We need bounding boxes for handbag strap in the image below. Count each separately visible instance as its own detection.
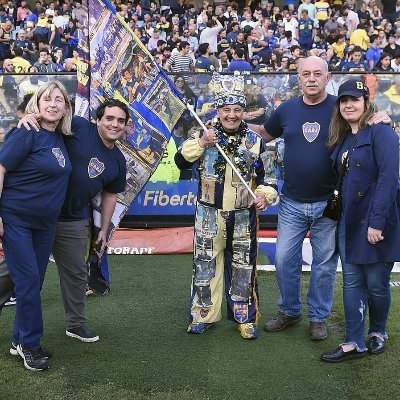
[334,133,359,193]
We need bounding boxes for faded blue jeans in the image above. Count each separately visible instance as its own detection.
[338,218,393,351]
[275,195,338,321]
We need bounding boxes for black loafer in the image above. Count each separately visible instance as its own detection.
[368,336,385,355]
[321,346,367,363]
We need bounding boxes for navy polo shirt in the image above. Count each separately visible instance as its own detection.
[264,95,337,202]
[59,116,127,221]
[0,127,72,229]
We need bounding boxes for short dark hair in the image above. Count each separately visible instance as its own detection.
[14,47,23,57]
[235,47,245,58]
[198,42,210,55]
[178,41,189,50]
[352,46,363,54]
[96,99,129,124]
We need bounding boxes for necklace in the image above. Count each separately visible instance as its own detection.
[213,118,249,180]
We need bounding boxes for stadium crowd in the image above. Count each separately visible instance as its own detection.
[0,0,400,131]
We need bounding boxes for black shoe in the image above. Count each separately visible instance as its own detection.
[321,346,367,363]
[66,326,99,343]
[17,345,49,371]
[10,342,52,358]
[367,336,385,355]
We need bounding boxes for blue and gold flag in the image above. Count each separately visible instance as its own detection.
[77,0,186,293]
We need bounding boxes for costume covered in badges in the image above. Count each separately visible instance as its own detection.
[175,73,278,333]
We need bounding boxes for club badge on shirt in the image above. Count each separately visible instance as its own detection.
[88,157,105,178]
[302,122,320,143]
[52,148,66,167]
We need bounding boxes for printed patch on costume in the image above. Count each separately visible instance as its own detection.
[302,122,320,143]
[52,148,66,167]
[233,302,249,323]
[200,178,216,205]
[88,157,105,178]
[195,204,218,236]
[230,261,253,301]
[200,308,210,318]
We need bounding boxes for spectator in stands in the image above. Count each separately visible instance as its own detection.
[147,28,162,52]
[383,34,400,58]
[174,75,196,109]
[0,58,16,113]
[226,47,251,71]
[315,0,330,32]
[34,48,60,73]
[218,51,229,71]
[165,40,194,79]
[342,46,369,72]
[200,16,223,55]
[0,19,14,66]
[366,34,382,70]
[13,29,34,62]
[342,5,360,35]
[12,47,31,73]
[296,9,315,51]
[231,30,248,60]
[374,52,394,71]
[391,51,400,72]
[324,13,342,35]
[279,30,299,55]
[298,0,316,22]
[195,42,215,86]
[350,24,370,51]
[250,29,270,63]
[182,27,199,54]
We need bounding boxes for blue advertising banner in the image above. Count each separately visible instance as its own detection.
[126,180,280,217]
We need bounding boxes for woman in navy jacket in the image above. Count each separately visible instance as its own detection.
[321,79,400,363]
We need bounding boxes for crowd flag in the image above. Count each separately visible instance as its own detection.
[77,0,186,293]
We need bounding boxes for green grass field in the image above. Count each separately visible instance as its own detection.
[0,255,399,400]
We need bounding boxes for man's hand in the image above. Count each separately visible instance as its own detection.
[250,194,267,211]
[368,111,392,126]
[17,113,41,132]
[367,227,384,245]
[0,216,3,237]
[199,128,218,148]
[95,230,107,253]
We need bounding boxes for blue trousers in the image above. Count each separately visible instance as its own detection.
[2,223,56,349]
[338,218,393,351]
[275,195,338,321]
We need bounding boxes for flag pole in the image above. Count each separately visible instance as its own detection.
[186,103,256,200]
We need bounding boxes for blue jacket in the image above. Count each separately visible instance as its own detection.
[331,123,400,264]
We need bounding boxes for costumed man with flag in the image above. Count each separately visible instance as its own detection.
[175,73,278,339]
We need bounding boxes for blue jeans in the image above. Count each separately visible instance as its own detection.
[338,218,393,351]
[275,195,338,321]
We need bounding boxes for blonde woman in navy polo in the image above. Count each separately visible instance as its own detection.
[0,81,72,371]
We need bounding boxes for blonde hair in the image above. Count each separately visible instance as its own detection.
[327,96,378,149]
[25,80,73,136]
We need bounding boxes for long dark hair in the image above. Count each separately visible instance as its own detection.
[327,96,377,149]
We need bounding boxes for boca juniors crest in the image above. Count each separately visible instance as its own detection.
[52,148,66,167]
[233,302,249,323]
[88,157,105,178]
[302,122,320,143]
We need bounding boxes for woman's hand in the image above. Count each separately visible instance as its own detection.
[367,227,384,245]
[17,113,41,132]
[199,128,217,148]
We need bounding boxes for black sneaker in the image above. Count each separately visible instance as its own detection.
[66,326,99,343]
[17,345,49,371]
[10,342,52,358]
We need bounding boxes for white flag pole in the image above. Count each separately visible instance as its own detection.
[186,103,256,200]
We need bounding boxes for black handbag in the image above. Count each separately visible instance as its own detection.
[323,134,359,221]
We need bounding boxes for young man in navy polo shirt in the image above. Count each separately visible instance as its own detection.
[18,99,128,343]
